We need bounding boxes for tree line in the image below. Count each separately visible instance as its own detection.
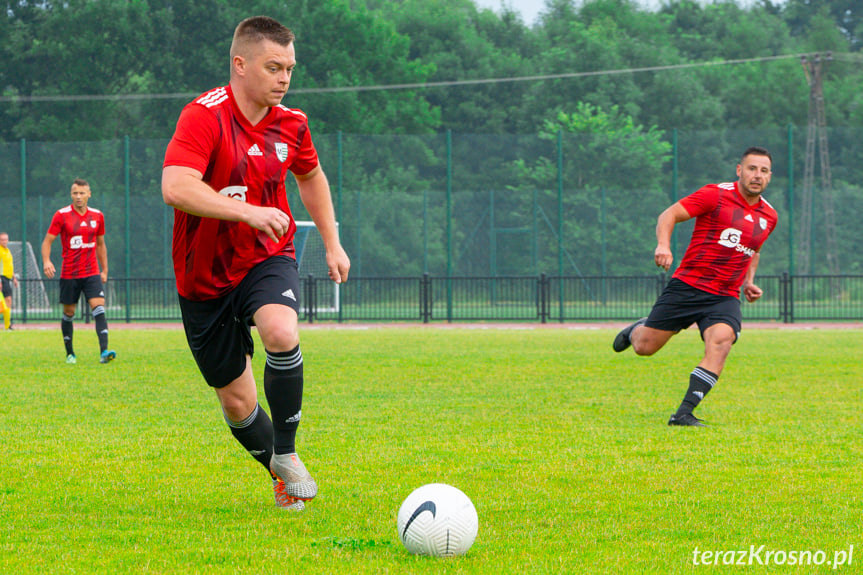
[1,0,860,141]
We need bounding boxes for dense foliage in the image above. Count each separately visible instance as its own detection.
[2,0,861,277]
[1,0,860,140]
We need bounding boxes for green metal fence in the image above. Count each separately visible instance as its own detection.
[13,274,863,325]
[3,128,862,319]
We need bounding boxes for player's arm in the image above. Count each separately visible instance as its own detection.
[41,232,58,279]
[162,165,292,243]
[654,202,692,271]
[96,234,109,283]
[741,250,763,303]
[294,165,350,283]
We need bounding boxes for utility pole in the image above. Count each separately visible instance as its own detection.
[798,52,838,275]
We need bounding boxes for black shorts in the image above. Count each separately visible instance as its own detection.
[645,278,742,342]
[1,276,11,298]
[59,275,105,305]
[179,255,301,389]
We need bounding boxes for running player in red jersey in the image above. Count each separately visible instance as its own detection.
[41,178,116,364]
[613,147,778,427]
[162,16,349,511]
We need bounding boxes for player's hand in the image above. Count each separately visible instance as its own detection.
[742,282,762,303]
[44,261,56,279]
[654,245,673,271]
[101,270,108,284]
[326,244,351,284]
[245,206,293,243]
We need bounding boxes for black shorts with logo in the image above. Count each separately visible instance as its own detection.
[178,255,301,389]
[645,278,742,342]
[59,275,105,305]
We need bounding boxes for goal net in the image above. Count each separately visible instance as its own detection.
[6,241,51,313]
[294,221,340,313]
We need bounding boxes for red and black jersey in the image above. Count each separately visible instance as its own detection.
[47,206,105,279]
[673,182,778,297]
[163,85,319,301]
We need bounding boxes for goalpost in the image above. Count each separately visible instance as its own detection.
[6,241,51,313]
[294,221,340,313]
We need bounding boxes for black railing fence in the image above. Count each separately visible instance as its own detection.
[12,274,863,325]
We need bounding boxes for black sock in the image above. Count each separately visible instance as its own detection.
[263,346,304,455]
[62,314,75,355]
[92,305,109,352]
[675,367,718,416]
[225,403,274,473]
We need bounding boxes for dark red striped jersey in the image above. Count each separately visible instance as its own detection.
[163,85,319,301]
[673,182,778,297]
[47,206,105,279]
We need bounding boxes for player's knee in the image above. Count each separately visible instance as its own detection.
[708,338,734,358]
[632,341,658,356]
[705,329,736,355]
[260,324,299,352]
[631,330,664,356]
[221,396,257,423]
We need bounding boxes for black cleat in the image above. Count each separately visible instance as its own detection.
[612,318,646,352]
[668,413,707,427]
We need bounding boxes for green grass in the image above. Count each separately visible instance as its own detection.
[1,327,861,573]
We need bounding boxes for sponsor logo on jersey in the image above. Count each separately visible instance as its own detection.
[69,235,96,250]
[248,143,263,156]
[219,185,248,202]
[275,142,289,162]
[718,227,755,257]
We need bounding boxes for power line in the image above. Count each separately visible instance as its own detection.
[0,52,820,104]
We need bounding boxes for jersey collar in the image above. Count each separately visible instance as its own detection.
[226,84,276,132]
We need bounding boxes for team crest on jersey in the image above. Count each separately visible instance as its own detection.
[275,143,289,162]
[759,217,768,230]
[90,220,97,228]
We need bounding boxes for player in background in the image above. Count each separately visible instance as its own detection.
[613,147,778,427]
[41,179,116,364]
[161,16,350,511]
[0,232,18,330]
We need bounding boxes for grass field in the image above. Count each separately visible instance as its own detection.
[2,326,861,573]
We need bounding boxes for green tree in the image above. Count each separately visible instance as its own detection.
[513,103,672,275]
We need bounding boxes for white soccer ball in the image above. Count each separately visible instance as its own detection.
[397,483,478,557]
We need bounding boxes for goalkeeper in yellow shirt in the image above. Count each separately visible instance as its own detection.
[0,232,18,330]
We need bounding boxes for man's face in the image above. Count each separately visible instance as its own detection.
[239,40,296,108]
[70,184,92,209]
[0,234,8,248]
[737,154,772,198]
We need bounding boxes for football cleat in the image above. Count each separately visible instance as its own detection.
[270,452,318,501]
[612,317,647,352]
[273,479,306,511]
[668,412,707,427]
[100,350,116,364]
[66,354,77,364]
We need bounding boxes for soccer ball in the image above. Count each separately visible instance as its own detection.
[397,483,478,557]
